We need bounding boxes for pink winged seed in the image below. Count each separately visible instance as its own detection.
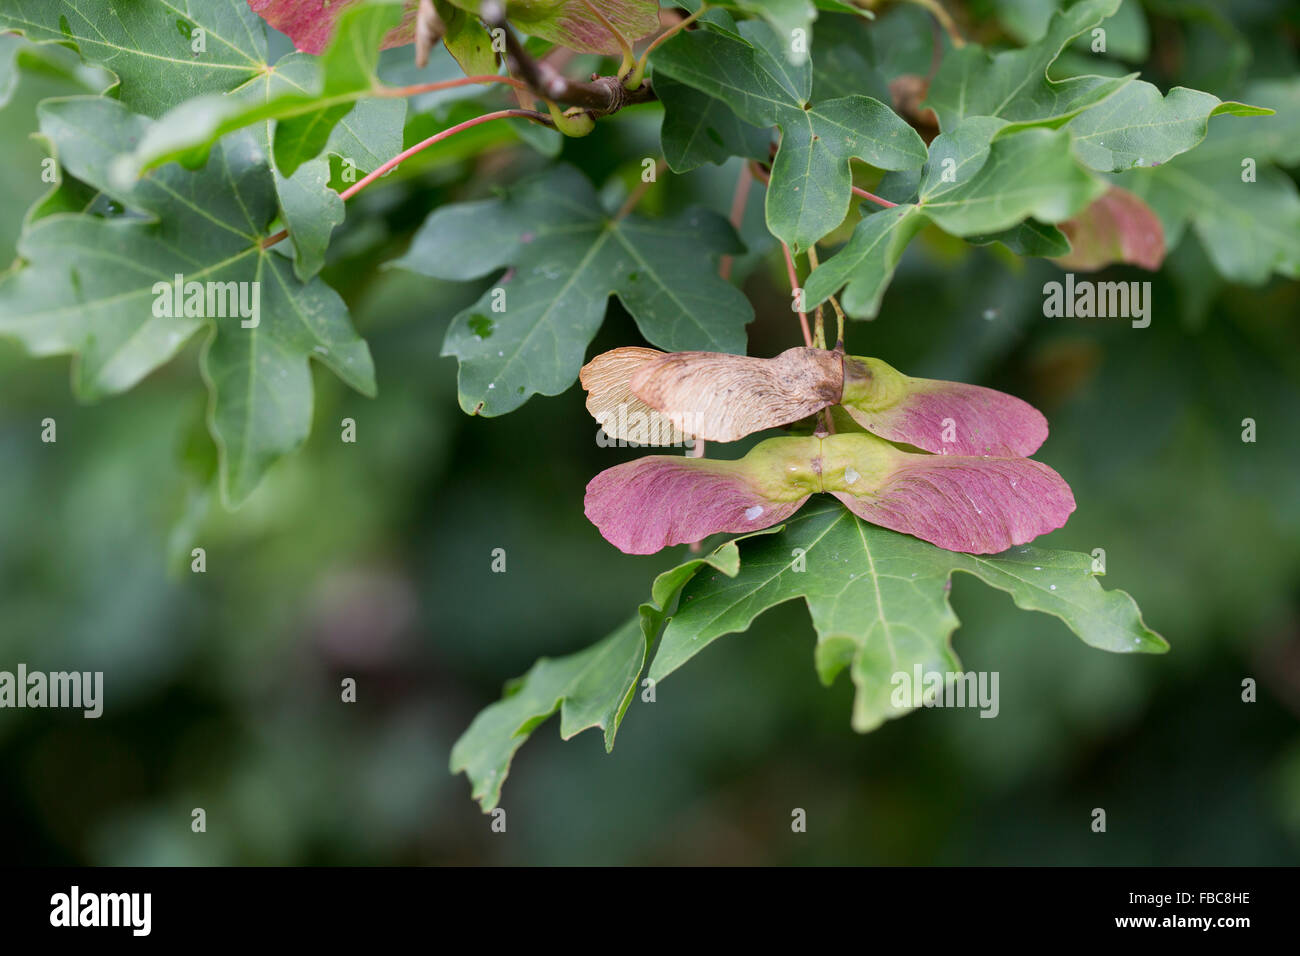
[590,346,1049,456]
[538,1,661,55]
[844,377,1050,458]
[248,0,660,57]
[585,434,1075,556]
[834,455,1075,554]
[248,0,418,55]
[1054,186,1166,271]
[584,456,805,555]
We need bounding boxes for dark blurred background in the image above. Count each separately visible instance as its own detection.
[1,0,1297,864]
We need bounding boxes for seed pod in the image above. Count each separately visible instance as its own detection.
[579,347,689,446]
[581,346,1048,455]
[839,356,1048,457]
[611,347,843,442]
[585,432,1074,555]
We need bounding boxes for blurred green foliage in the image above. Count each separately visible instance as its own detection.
[1,0,1297,864]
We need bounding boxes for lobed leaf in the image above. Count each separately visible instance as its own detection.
[924,0,1133,133]
[657,73,772,174]
[392,164,753,416]
[651,500,1166,733]
[1123,79,1300,285]
[0,0,268,117]
[1066,82,1272,173]
[131,2,408,179]
[807,125,1106,318]
[0,97,375,505]
[651,18,926,252]
[450,533,777,811]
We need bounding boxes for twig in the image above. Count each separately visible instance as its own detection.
[807,246,826,349]
[579,0,637,77]
[624,3,707,90]
[484,5,656,114]
[614,159,668,220]
[925,11,943,84]
[754,159,895,210]
[781,242,813,348]
[851,184,898,209]
[687,429,706,552]
[261,108,551,249]
[719,162,752,280]
[827,294,848,350]
[379,74,531,98]
[340,109,549,199]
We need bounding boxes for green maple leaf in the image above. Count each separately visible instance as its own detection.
[1126,146,1300,286]
[650,500,1166,733]
[734,0,817,63]
[130,2,406,179]
[806,125,1106,318]
[918,124,1106,234]
[269,2,401,177]
[1097,78,1300,283]
[132,49,404,280]
[452,501,1164,809]
[968,220,1072,258]
[923,0,1267,177]
[1120,78,1300,285]
[732,0,870,57]
[0,97,375,505]
[1066,82,1271,173]
[434,0,498,77]
[656,8,887,175]
[651,17,926,252]
[5,0,405,282]
[450,616,647,813]
[803,204,926,319]
[0,0,269,117]
[393,164,754,417]
[657,73,772,173]
[802,0,1274,307]
[236,52,404,281]
[925,0,1133,133]
[809,11,890,104]
[450,535,769,812]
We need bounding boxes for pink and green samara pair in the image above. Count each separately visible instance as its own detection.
[580,347,1075,556]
